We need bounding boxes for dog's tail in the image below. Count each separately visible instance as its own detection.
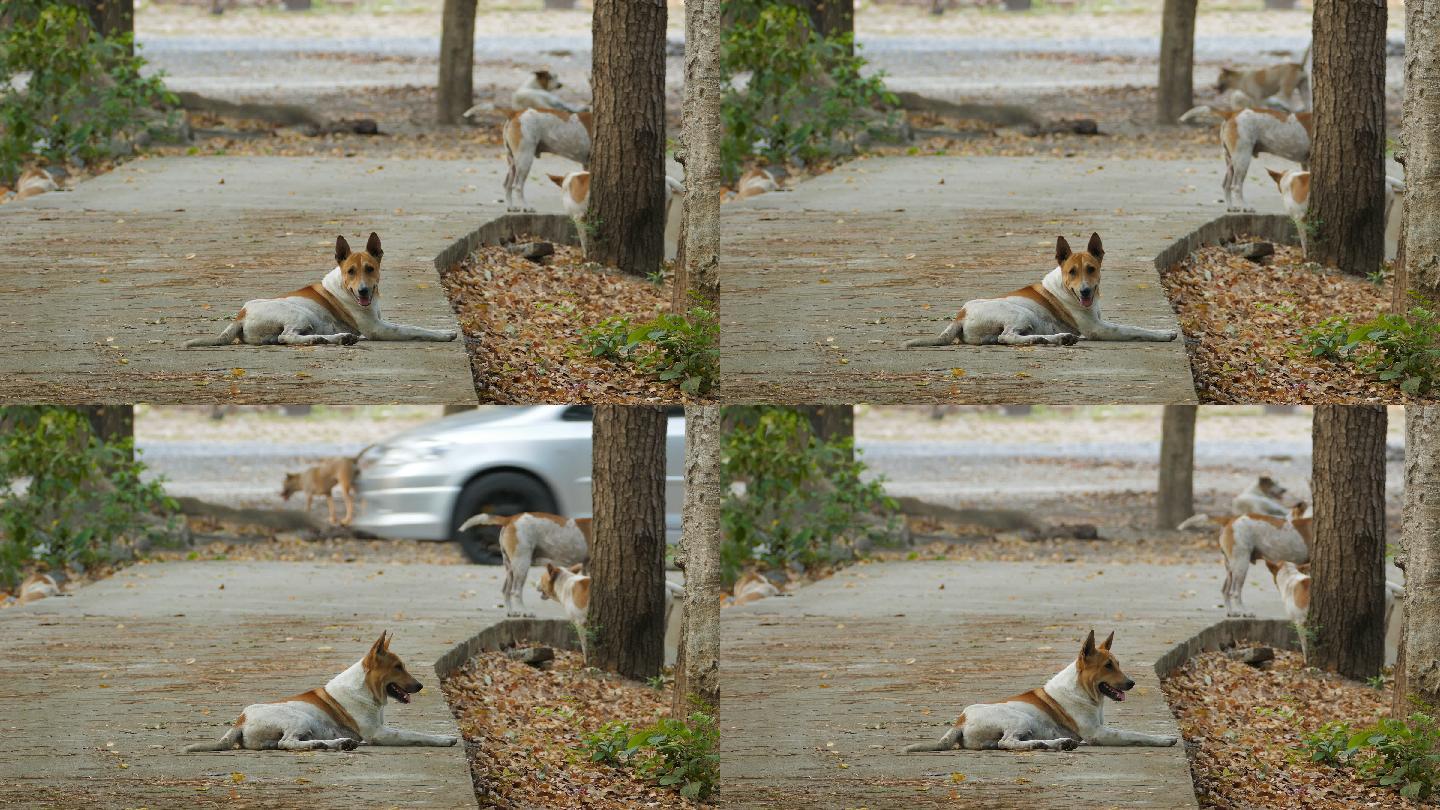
[184,318,243,348]
[1177,513,1232,531]
[904,309,965,348]
[1178,105,1234,126]
[904,719,964,753]
[184,724,242,752]
[458,513,516,533]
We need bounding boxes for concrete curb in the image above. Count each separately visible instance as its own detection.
[1154,617,1300,678]
[1151,213,1298,274]
[434,617,581,680]
[431,213,580,276]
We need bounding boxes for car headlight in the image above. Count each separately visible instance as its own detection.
[365,439,451,468]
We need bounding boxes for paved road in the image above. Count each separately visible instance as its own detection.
[0,154,569,404]
[721,559,1288,808]
[0,561,501,807]
[718,155,1295,403]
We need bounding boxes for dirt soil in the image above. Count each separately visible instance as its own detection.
[1159,242,1438,404]
[442,242,700,403]
[442,648,703,809]
[1163,648,1422,810]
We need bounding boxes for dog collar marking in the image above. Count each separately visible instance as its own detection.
[315,687,362,737]
[1034,285,1082,333]
[1032,687,1080,736]
[309,283,362,333]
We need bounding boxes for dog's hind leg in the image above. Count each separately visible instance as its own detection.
[903,724,964,752]
[183,725,243,752]
[507,545,536,617]
[184,319,244,348]
[325,491,337,525]
[508,139,538,212]
[904,312,965,348]
[1224,534,1256,617]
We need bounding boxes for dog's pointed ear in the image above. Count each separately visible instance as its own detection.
[366,631,388,662]
[1297,563,1311,574]
[1087,232,1104,260]
[546,562,560,576]
[366,232,383,260]
[1267,168,1285,187]
[1081,629,1097,658]
[1055,236,1072,265]
[335,235,352,263]
[1265,559,1281,576]
[1100,631,1114,651]
[548,173,567,188]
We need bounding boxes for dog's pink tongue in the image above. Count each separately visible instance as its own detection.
[1114,690,1126,701]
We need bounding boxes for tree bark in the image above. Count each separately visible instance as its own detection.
[1400,0,1440,308]
[1155,0,1197,123]
[1156,405,1196,530]
[76,0,132,42]
[673,405,721,716]
[589,405,669,680]
[76,406,134,462]
[1309,0,1387,276]
[1309,405,1387,679]
[1398,406,1440,714]
[672,0,723,314]
[436,0,476,125]
[590,0,668,277]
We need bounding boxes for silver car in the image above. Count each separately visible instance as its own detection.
[353,405,686,562]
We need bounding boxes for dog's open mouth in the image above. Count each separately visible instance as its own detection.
[387,683,412,704]
[1077,290,1095,308]
[1098,682,1126,702]
[355,292,373,308]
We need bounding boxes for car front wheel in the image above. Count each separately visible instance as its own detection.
[450,471,559,564]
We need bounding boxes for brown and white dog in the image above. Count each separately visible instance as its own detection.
[1265,559,1404,659]
[904,630,1177,753]
[723,167,780,202]
[8,572,61,605]
[1216,57,1310,112]
[183,632,457,752]
[2,167,60,203]
[513,69,581,114]
[1267,168,1405,259]
[497,109,592,212]
[547,170,685,258]
[184,233,457,347]
[282,457,358,526]
[1178,475,1293,531]
[903,233,1178,347]
[536,562,685,656]
[1180,105,1312,212]
[1220,502,1312,617]
[457,512,591,616]
[723,570,782,607]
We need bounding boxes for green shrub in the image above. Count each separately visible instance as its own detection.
[582,304,718,395]
[720,0,897,182]
[0,407,177,590]
[580,711,719,800]
[0,1,175,184]
[1301,714,1440,800]
[1302,305,1440,395]
[721,407,898,584]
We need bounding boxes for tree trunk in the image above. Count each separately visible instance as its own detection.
[673,405,721,716]
[589,0,668,277]
[436,0,476,125]
[1309,405,1387,679]
[790,0,854,47]
[589,405,668,680]
[1155,0,1197,123]
[77,406,134,462]
[1156,404,1196,530]
[1397,406,1440,714]
[795,405,855,462]
[1400,0,1440,308]
[1309,0,1387,276]
[77,0,132,42]
[672,0,723,314]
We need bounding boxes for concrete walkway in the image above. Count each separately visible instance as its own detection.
[719,155,1288,403]
[0,561,507,807]
[0,154,538,404]
[721,559,1294,808]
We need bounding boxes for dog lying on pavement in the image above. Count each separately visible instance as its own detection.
[183,632,457,752]
[903,233,1177,347]
[903,630,1177,753]
[281,457,358,526]
[184,233,457,347]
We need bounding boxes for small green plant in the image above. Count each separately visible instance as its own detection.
[582,304,718,395]
[1303,304,1440,395]
[721,407,899,584]
[720,0,897,181]
[1302,714,1440,800]
[0,1,176,184]
[580,712,719,800]
[0,407,178,590]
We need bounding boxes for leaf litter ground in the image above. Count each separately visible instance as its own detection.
[442,649,702,809]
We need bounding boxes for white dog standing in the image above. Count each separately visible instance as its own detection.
[184,233,456,347]
[459,512,590,616]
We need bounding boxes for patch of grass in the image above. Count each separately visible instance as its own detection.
[581,712,719,801]
[1303,304,1440,395]
[582,304,718,395]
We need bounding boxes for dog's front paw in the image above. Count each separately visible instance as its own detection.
[339,738,360,751]
[340,333,360,345]
[1059,738,1080,751]
[1059,333,1080,346]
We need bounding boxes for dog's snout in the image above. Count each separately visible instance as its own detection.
[409,682,423,693]
[1124,679,1136,690]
